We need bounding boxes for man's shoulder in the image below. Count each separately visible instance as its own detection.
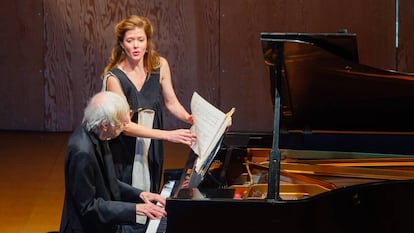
[68,126,95,149]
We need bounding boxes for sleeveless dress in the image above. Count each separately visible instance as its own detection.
[102,67,165,194]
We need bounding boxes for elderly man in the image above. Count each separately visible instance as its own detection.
[59,91,166,233]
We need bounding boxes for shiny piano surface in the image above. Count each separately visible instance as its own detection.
[157,32,414,233]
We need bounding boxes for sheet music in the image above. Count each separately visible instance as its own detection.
[145,181,175,233]
[189,92,235,174]
[190,92,226,158]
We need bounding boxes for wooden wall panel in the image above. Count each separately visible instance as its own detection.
[140,1,220,129]
[219,0,396,132]
[398,0,414,73]
[44,0,127,131]
[0,0,44,130]
[43,0,219,131]
[1,0,410,132]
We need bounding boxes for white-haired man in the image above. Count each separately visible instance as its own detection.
[60,91,166,233]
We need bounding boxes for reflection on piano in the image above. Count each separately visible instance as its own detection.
[149,32,414,233]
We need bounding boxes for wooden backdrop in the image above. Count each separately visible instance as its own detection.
[0,0,413,132]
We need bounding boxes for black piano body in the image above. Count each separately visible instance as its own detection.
[162,32,414,233]
[166,180,414,233]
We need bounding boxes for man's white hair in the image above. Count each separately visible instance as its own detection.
[83,91,129,133]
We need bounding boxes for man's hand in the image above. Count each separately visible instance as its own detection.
[135,202,166,219]
[136,192,167,219]
[139,191,166,206]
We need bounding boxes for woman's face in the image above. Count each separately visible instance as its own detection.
[121,27,147,62]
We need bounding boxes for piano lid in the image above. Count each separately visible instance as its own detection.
[261,32,414,134]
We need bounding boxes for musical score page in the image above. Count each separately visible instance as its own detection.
[189,92,235,173]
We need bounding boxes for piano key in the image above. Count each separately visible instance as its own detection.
[145,180,175,233]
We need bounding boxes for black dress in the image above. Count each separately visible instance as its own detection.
[105,67,165,194]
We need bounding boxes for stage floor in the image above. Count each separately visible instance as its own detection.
[0,131,190,233]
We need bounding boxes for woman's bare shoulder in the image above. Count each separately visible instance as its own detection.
[159,56,169,66]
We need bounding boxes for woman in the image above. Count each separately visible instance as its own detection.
[101,15,194,196]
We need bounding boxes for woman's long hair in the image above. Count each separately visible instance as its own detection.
[102,15,160,78]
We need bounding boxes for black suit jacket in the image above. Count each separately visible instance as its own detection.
[59,125,143,233]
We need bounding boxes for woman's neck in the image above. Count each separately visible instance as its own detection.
[119,58,145,73]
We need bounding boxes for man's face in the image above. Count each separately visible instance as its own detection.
[101,112,130,140]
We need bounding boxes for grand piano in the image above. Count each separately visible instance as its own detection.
[147,32,414,233]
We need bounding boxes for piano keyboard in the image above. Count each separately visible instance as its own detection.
[145,180,176,233]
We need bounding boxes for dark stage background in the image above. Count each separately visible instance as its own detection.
[1,1,414,232]
[1,0,413,133]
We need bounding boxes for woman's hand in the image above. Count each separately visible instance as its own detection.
[164,129,196,146]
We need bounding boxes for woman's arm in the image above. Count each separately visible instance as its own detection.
[159,57,193,125]
[123,122,195,145]
[105,74,196,145]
